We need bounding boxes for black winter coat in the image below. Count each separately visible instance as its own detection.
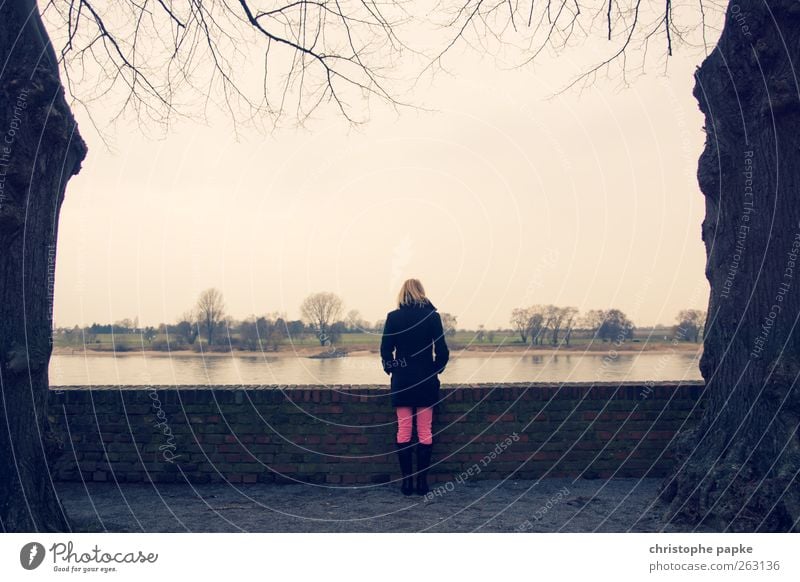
[379,301,449,407]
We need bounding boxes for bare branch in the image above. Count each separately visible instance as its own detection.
[45,0,411,135]
[427,0,723,96]
[41,0,725,135]
[664,0,672,56]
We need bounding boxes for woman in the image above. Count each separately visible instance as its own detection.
[380,278,449,495]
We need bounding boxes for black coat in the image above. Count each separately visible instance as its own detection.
[379,301,449,407]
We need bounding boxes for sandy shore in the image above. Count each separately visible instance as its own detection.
[57,478,709,533]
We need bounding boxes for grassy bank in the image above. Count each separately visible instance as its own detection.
[53,329,702,357]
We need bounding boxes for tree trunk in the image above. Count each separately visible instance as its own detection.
[658,0,800,532]
[0,0,87,531]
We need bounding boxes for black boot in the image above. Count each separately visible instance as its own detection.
[415,443,433,495]
[395,442,414,495]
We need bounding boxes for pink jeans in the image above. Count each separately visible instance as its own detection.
[396,406,434,445]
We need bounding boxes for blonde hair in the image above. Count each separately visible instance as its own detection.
[397,278,429,307]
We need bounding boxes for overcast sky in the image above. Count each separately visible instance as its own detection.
[53,16,718,331]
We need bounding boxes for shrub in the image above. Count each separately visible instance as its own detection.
[151,337,186,351]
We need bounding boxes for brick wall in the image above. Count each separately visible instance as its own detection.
[48,382,705,485]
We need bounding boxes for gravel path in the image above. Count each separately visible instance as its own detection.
[57,478,711,533]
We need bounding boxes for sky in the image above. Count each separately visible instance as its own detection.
[52,10,719,331]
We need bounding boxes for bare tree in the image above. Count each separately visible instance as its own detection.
[527,305,548,345]
[598,309,635,342]
[112,318,134,332]
[675,309,707,343]
[582,309,607,338]
[44,0,410,132]
[428,1,725,95]
[300,292,344,345]
[0,0,88,533]
[439,312,458,337]
[583,308,635,342]
[240,314,287,351]
[545,305,564,345]
[561,307,579,346]
[175,309,199,345]
[657,4,800,530]
[195,288,226,346]
[346,309,364,331]
[433,6,800,532]
[0,0,412,532]
[510,307,532,343]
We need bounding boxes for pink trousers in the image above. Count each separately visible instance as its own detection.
[396,406,434,445]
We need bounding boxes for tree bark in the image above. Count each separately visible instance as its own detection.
[0,0,87,531]
[658,0,800,532]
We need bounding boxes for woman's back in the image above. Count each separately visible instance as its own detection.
[382,302,446,363]
[380,298,449,407]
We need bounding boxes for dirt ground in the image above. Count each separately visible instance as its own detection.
[57,477,714,533]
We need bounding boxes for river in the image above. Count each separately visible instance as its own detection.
[49,350,702,386]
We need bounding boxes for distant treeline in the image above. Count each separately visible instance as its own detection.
[54,289,707,352]
[509,305,706,346]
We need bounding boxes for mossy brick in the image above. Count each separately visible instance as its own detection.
[232,424,267,435]
[270,453,295,463]
[247,443,281,455]
[226,462,258,472]
[295,463,325,473]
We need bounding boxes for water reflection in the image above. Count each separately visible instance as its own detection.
[50,351,702,386]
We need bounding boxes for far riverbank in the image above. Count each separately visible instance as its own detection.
[53,341,702,359]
